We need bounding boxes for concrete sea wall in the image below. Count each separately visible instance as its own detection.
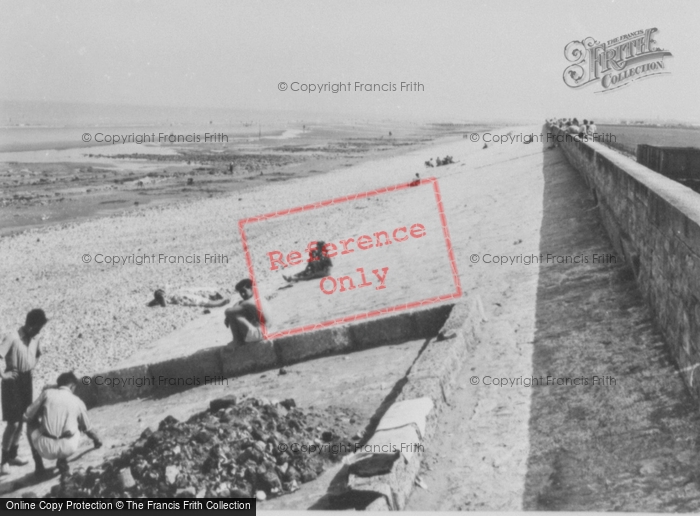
[76,303,455,408]
[549,125,700,398]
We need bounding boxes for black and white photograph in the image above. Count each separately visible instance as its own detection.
[1,0,700,512]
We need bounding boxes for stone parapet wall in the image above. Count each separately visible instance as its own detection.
[549,124,700,398]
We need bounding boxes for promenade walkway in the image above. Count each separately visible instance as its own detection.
[407,129,700,511]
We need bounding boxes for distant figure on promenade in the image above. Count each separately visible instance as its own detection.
[0,309,48,475]
[425,158,434,168]
[409,173,420,187]
[565,121,580,136]
[580,119,589,138]
[24,372,102,478]
[283,241,333,283]
[147,288,230,308]
[224,279,272,345]
[548,125,559,149]
[587,120,597,137]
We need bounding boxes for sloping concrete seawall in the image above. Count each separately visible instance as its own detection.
[550,124,700,398]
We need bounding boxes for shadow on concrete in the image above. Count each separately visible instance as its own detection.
[308,335,434,510]
[522,127,700,511]
[0,468,58,496]
[0,446,97,496]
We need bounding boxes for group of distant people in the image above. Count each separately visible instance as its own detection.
[424,155,455,168]
[1,309,101,480]
[546,117,598,149]
[550,117,598,137]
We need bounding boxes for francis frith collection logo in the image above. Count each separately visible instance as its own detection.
[563,28,672,93]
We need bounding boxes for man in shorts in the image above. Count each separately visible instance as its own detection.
[224,279,272,345]
[0,308,48,475]
[24,372,102,478]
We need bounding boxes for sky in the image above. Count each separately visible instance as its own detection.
[1,0,699,123]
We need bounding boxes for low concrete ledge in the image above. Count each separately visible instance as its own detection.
[351,312,418,349]
[73,378,98,410]
[412,302,456,338]
[90,364,152,408]
[273,303,455,365]
[221,339,279,378]
[274,325,353,365]
[78,302,457,408]
[150,347,224,395]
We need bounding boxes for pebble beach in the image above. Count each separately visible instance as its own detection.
[0,123,475,390]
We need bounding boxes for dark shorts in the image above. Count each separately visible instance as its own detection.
[1,372,33,422]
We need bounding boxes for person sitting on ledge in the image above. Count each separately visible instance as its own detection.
[23,371,102,479]
[224,279,272,345]
[283,241,333,283]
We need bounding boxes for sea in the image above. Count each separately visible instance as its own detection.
[0,100,332,158]
[598,124,700,154]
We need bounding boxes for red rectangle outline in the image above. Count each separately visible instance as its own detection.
[237,177,462,340]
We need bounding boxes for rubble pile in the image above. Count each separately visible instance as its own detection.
[55,396,361,499]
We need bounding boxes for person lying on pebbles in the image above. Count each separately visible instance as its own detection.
[147,288,229,308]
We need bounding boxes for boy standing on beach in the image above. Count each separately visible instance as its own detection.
[0,308,48,475]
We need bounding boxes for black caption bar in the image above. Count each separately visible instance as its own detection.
[2,498,255,513]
